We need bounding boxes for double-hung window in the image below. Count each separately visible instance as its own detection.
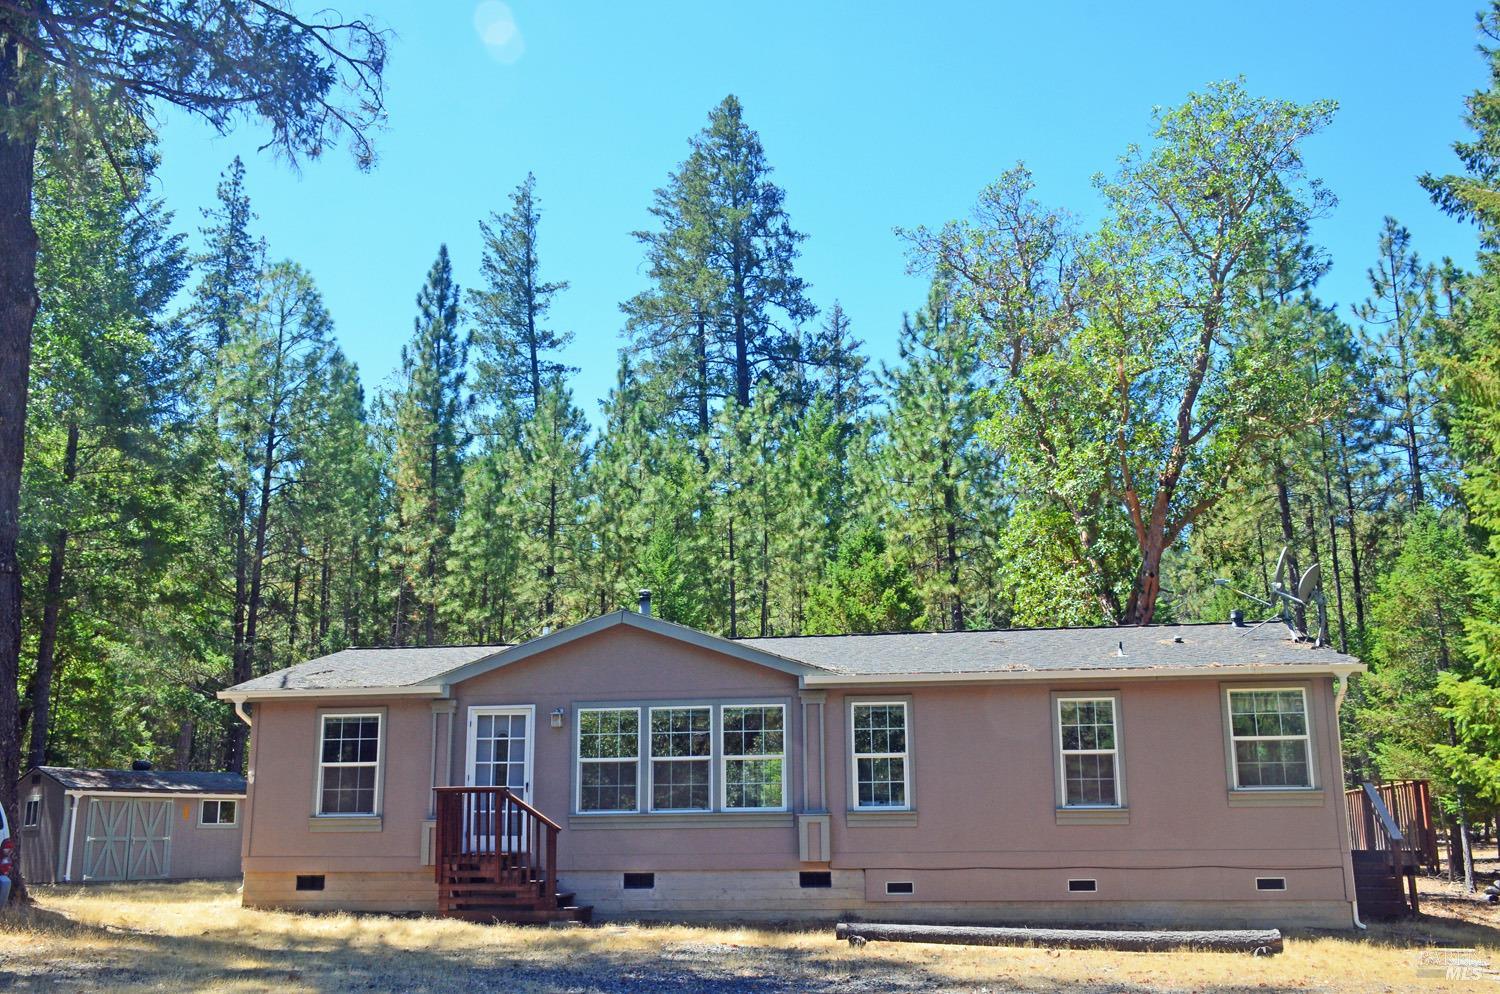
[22,796,39,828]
[578,708,640,811]
[1057,697,1122,807]
[851,701,909,809]
[1227,688,1313,789]
[317,713,381,815]
[649,706,711,811]
[721,705,786,810]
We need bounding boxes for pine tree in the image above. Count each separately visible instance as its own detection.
[871,282,1005,631]
[390,246,469,646]
[514,381,591,633]
[626,95,815,424]
[469,173,574,429]
[805,528,923,635]
[214,262,344,767]
[1354,217,1452,510]
[22,107,189,768]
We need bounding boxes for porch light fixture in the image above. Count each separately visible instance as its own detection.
[550,708,565,728]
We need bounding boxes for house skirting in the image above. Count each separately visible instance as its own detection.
[243,870,438,914]
[243,868,1355,928]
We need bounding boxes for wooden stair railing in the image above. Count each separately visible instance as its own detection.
[1345,781,1422,917]
[434,786,583,922]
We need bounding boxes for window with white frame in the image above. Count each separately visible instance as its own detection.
[578,708,640,812]
[851,702,909,809]
[721,705,785,810]
[317,713,381,815]
[1227,688,1312,788]
[22,796,39,828]
[1057,697,1121,807]
[649,706,711,811]
[200,799,238,826]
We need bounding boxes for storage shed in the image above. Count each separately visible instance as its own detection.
[18,766,246,884]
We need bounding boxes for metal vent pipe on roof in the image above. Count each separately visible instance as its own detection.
[638,589,652,617]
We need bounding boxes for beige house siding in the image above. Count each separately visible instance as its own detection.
[238,626,1357,926]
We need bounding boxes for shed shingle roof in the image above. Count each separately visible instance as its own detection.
[223,616,1359,697]
[37,767,246,795]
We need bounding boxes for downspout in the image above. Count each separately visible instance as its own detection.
[62,791,81,883]
[1332,673,1366,930]
[232,699,253,728]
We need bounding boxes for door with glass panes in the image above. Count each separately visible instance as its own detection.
[464,706,534,849]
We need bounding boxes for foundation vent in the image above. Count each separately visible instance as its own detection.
[622,872,655,890]
[885,881,914,895]
[1068,878,1098,892]
[1255,877,1287,891]
[295,875,325,892]
[799,871,832,889]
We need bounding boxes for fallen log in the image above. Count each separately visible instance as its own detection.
[833,922,1283,955]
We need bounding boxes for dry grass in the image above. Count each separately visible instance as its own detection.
[0,877,1494,992]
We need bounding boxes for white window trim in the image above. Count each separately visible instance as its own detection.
[850,699,912,811]
[719,703,789,812]
[647,705,714,813]
[1055,695,1124,809]
[22,794,40,828]
[315,710,384,817]
[575,706,643,814]
[1225,686,1316,790]
[197,798,239,828]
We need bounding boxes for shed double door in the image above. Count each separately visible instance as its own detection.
[82,798,172,881]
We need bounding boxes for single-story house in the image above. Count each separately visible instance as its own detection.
[19,765,246,884]
[220,602,1366,927]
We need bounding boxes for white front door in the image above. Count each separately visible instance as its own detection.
[465,706,535,849]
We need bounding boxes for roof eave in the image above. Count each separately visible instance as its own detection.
[218,684,450,703]
[801,661,1366,686]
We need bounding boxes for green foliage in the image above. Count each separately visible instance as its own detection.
[805,528,923,635]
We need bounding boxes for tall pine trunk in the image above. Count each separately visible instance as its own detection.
[1336,426,1367,635]
[0,21,42,901]
[27,421,78,768]
[1273,457,1306,632]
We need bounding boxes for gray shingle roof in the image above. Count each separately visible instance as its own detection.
[227,644,507,693]
[741,622,1356,676]
[38,767,246,795]
[223,617,1358,697]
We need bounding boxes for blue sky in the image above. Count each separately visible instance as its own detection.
[152,1,1487,419]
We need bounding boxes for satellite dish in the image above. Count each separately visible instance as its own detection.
[1296,563,1321,605]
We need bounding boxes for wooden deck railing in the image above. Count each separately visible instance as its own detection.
[1345,779,1438,872]
[434,786,560,902]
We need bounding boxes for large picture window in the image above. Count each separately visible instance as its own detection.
[721,705,785,810]
[578,708,640,811]
[649,706,711,811]
[1227,688,1313,789]
[851,701,909,809]
[317,713,381,815]
[1057,697,1121,807]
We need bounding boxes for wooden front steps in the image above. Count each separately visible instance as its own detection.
[434,787,590,925]
[1351,851,1415,920]
[1345,782,1428,919]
